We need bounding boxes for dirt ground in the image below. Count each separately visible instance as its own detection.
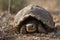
[0,11,60,40]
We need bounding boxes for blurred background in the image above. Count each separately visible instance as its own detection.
[0,0,60,14]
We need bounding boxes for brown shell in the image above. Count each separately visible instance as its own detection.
[13,4,55,29]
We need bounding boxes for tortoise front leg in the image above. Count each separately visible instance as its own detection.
[38,23,47,34]
[20,26,27,34]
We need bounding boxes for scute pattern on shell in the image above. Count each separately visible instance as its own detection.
[13,4,55,29]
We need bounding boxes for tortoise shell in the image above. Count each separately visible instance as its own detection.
[13,4,55,30]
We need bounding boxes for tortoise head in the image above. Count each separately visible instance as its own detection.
[26,22,37,32]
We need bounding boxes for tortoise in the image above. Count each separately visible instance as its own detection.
[13,4,55,34]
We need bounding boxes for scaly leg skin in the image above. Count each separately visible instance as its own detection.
[38,23,47,34]
[20,26,27,34]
